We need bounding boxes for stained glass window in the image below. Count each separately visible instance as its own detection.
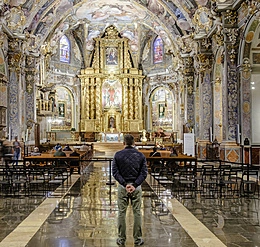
[60,35,70,63]
[153,36,163,64]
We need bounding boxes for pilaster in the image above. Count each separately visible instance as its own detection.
[8,38,23,139]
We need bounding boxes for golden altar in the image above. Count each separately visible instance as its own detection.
[79,26,144,134]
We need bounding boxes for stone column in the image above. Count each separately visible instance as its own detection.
[24,55,38,141]
[183,56,195,132]
[239,58,251,140]
[213,77,223,141]
[196,54,213,141]
[0,31,8,138]
[222,10,239,142]
[8,39,23,139]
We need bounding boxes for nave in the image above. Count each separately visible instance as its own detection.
[0,158,260,247]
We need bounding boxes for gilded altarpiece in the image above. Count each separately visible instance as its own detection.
[79,26,144,133]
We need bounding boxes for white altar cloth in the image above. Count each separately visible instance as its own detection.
[101,133,123,142]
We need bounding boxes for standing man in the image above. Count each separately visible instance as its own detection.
[112,134,147,246]
[13,136,21,165]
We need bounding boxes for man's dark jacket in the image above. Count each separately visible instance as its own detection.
[112,146,147,188]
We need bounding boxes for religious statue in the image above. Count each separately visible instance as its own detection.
[140,129,147,143]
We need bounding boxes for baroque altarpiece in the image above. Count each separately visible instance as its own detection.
[79,26,144,134]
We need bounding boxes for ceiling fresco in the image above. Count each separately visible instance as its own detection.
[18,0,202,52]
[1,0,223,65]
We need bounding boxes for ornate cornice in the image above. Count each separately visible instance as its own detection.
[224,10,237,26]
[194,53,213,74]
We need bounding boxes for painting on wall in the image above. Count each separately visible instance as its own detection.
[253,53,260,64]
[50,87,72,130]
[58,103,65,117]
[106,47,118,65]
[102,79,122,109]
[151,87,174,129]
[158,103,165,118]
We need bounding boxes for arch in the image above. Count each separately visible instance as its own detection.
[249,21,260,144]
[50,86,74,131]
[239,15,260,144]
[60,35,70,63]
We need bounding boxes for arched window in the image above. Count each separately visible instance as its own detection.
[60,35,70,63]
[153,36,163,64]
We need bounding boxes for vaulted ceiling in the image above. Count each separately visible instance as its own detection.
[5,0,212,60]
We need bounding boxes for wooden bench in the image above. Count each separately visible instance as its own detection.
[139,149,171,158]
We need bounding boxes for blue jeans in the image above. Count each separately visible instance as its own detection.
[117,185,142,242]
[13,149,20,165]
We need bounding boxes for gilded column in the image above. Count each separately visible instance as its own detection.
[123,78,128,124]
[129,78,134,120]
[81,78,86,119]
[134,78,139,119]
[85,78,90,119]
[119,42,123,70]
[96,78,101,130]
[124,41,129,72]
[90,78,95,119]
[138,78,143,122]
[96,41,100,72]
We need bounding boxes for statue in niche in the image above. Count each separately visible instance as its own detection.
[109,117,115,128]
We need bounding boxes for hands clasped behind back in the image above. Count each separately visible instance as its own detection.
[126,184,135,194]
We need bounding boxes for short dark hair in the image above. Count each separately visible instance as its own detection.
[124,134,134,146]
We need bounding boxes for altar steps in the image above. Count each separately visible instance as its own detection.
[93,142,124,158]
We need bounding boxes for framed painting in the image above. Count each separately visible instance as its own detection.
[158,103,165,118]
[106,47,118,66]
[58,103,65,117]
[253,53,260,64]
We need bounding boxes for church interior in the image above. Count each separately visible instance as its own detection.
[0,0,260,247]
[0,0,259,162]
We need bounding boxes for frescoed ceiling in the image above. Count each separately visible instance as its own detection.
[2,0,219,64]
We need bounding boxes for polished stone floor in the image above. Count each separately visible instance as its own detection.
[0,155,260,247]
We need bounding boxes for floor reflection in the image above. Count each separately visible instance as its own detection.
[0,160,259,247]
[26,161,196,247]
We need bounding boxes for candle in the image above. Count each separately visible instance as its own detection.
[8,127,11,141]
[209,127,212,142]
[25,129,29,142]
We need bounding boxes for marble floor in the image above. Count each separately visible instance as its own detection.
[0,155,260,247]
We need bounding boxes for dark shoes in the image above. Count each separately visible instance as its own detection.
[134,238,144,246]
[116,238,125,246]
[116,238,144,246]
